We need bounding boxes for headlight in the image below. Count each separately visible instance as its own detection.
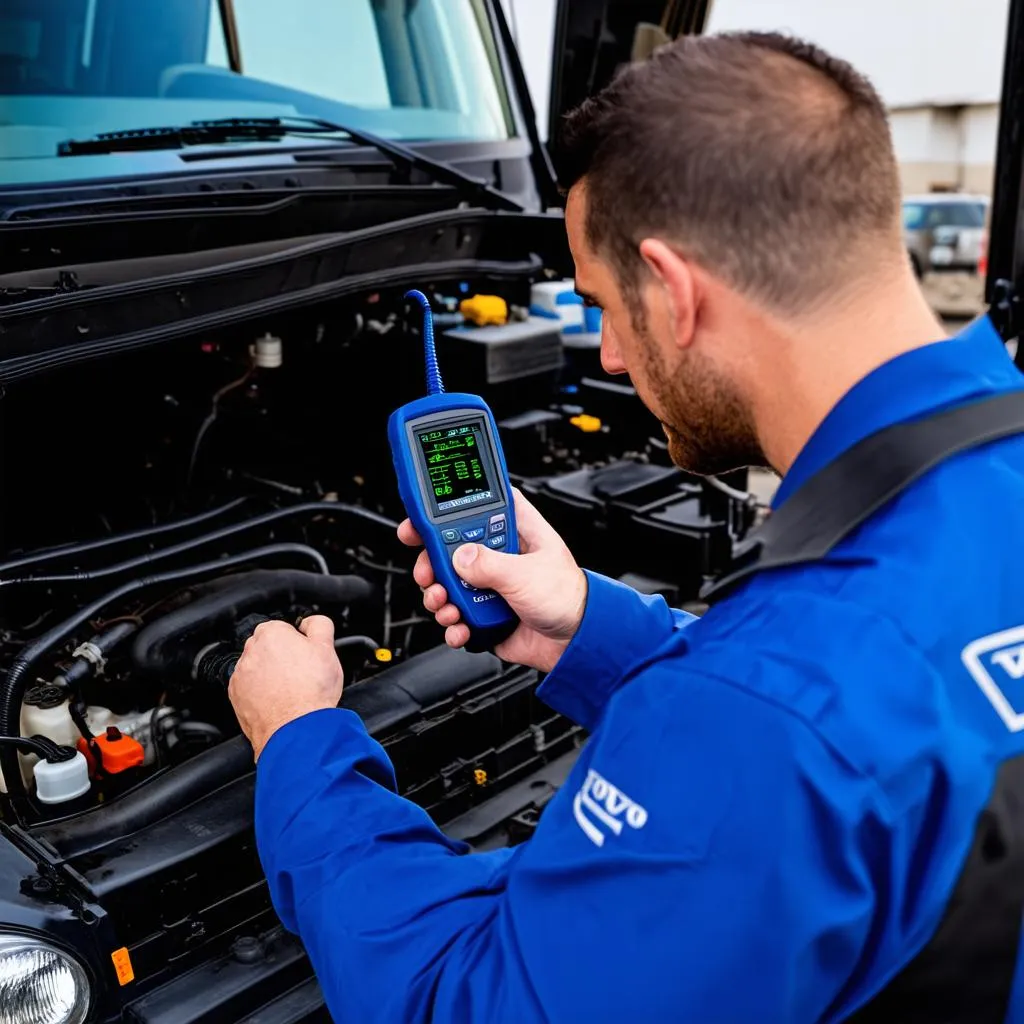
[0,935,90,1024]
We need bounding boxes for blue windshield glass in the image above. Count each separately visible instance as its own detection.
[0,0,513,166]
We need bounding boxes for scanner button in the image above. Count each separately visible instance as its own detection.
[487,534,506,549]
[488,516,506,535]
[442,529,461,543]
[461,527,485,541]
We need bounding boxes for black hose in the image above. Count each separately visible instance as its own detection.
[0,543,329,817]
[30,735,254,857]
[0,502,397,588]
[56,621,139,690]
[0,735,74,763]
[0,498,249,576]
[335,635,382,653]
[175,721,224,743]
[131,570,374,675]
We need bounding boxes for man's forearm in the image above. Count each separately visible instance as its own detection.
[255,708,541,1022]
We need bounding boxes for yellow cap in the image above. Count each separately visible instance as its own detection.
[569,414,603,434]
[460,295,508,327]
[374,648,393,663]
[474,768,488,786]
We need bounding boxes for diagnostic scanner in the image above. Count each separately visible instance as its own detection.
[389,291,519,649]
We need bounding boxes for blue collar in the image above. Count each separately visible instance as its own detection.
[772,315,1024,509]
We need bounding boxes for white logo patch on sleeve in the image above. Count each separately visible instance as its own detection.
[962,625,1024,731]
[572,768,648,847]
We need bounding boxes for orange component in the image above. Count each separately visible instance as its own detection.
[111,946,135,986]
[77,727,145,776]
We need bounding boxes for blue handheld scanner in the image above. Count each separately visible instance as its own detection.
[388,291,519,648]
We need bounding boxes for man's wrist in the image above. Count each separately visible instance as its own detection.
[545,567,589,672]
[251,701,338,761]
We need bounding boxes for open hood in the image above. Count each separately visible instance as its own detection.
[548,0,713,136]
[987,0,1024,357]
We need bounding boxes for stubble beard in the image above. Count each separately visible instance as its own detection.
[646,346,765,477]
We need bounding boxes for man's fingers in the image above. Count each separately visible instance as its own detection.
[397,519,422,547]
[413,549,436,589]
[298,614,336,646]
[445,623,471,649]
[423,583,448,612]
[434,602,462,627]
[452,541,533,603]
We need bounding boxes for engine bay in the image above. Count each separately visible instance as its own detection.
[0,279,759,1017]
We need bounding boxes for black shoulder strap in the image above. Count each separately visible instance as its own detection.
[702,390,1024,605]
[846,752,1024,1023]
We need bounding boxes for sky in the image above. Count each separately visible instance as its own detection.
[708,0,1011,108]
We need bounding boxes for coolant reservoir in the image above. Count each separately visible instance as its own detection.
[0,691,171,792]
[21,686,79,750]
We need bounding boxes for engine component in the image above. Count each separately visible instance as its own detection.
[250,332,283,369]
[459,294,509,327]
[33,737,256,858]
[0,497,248,577]
[53,621,138,689]
[0,735,84,805]
[93,706,176,765]
[0,501,396,589]
[0,543,335,815]
[525,459,740,591]
[18,696,173,773]
[439,317,565,397]
[21,689,80,755]
[131,570,373,675]
[78,728,145,777]
[33,751,90,806]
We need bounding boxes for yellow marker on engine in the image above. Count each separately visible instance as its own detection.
[570,414,603,434]
[460,295,508,327]
[474,769,488,786]
[375,648,393,663]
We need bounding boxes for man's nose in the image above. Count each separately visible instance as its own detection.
[600,324,628,376]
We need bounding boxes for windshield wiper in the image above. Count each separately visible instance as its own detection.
[57,116,523,213]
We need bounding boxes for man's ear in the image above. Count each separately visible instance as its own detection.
[638,238,697,351]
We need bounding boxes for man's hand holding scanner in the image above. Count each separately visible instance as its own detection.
[398,488,589,673]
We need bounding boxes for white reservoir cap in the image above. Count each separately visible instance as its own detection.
[252,332,283,369]
[34,751,90,805]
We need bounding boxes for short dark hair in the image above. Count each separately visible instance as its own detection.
[556,32,902,314]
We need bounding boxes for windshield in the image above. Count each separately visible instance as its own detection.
[903,201,987,231]
[0,0,514,164]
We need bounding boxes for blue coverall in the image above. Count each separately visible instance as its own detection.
[255,315,1024,1022]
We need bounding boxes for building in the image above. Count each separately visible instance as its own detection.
[501,0,1010,197]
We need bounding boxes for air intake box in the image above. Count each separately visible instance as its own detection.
[525,460,737,597]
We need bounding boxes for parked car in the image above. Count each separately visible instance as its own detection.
[903,193,989,277]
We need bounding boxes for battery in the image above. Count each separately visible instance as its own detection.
[440,317,565,392]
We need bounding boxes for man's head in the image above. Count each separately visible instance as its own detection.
[557,32,905,474]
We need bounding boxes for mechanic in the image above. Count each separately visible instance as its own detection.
[228,32,1024,1023]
